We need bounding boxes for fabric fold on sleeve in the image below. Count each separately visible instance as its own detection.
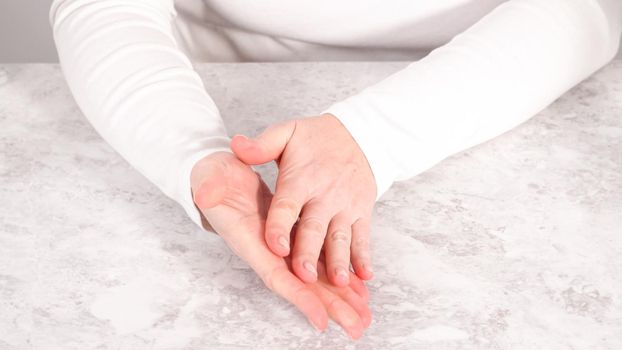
[50,0,232,230]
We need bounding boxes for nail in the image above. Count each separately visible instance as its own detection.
[234,134,253,149]
[278,235,289,252]
[309,318,322,332]
[303,261,317,277]
[335,267,349,282]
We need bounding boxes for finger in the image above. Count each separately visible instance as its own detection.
[265,188,306,257]
[348,272,370,302]
[320,249,370,302]
[216,214,328,331]
[261,264,328,331]
[324,213,352,287]
[308,279,365,340]
[351,217,374,280]
[316,261,372,329]
[291,202,331,283]
[335,287,372,329]
[230,120,296,165]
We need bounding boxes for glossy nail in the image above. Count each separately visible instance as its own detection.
[278,235,289,252]
[303,261,317,277]
[335,267,349,283]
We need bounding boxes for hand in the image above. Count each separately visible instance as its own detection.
[230,114,377,287]
[190,151,372,339]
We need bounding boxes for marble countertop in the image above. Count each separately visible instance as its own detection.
[1,61,621,349]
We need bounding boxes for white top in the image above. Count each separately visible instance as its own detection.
[49,0,622,230]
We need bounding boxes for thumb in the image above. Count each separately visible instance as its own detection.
[190,155,228,210]
[231,120,296,165]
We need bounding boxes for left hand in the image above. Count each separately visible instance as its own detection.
[230,114,377,287]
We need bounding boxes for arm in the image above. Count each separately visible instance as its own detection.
[51,1,374,335]
[50,0,230,228]
[228,0,621,287]
[323,0,622,198]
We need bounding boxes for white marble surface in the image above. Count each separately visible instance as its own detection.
[0,61,621,349]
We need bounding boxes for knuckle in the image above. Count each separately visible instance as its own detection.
[273,197,301,220]
[273,197,299,217]
[329,229,350,244]
[352,236,369,249]
[299,217,324,235]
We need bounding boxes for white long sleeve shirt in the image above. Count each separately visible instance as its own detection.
[49,0,622,230]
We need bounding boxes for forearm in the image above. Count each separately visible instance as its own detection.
[50,0,231,228]
[324,0,622,199]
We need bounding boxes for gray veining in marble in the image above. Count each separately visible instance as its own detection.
[0,61,621,349]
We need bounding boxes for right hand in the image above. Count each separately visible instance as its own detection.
[191,151,372,339]
[230,115,377,287]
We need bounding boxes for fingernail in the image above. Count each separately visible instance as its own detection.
[278,235,289,251]
[309,318,322,332]
[234,134,253,148]
[303,261,317,277]
[335,267,349,282]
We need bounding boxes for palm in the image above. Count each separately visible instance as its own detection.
[191,152,371,339]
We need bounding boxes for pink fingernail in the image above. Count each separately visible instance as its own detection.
[336,267,349,282]
[309,318,322,332]
[303,261,317,277]
[234,134,253,149]
[278,235,289,251]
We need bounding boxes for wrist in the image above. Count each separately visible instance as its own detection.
[320,113,378,199]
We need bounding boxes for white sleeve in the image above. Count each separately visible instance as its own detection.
[50,0,231,229]
[323,0,622,200]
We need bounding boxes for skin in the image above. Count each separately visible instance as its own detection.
[230,114,377,287]
[191,151,372,339]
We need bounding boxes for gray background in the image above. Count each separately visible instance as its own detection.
[0,0,621,63]
[0,0,58,62]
